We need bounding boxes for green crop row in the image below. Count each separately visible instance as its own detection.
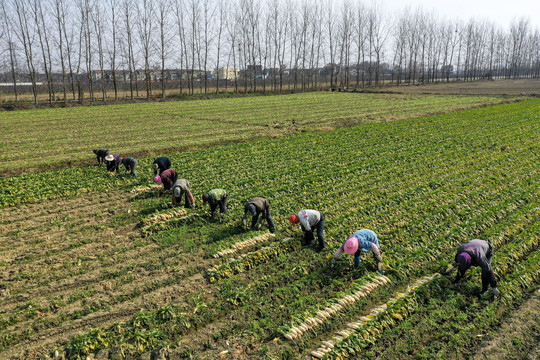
[0,93,521,175]
[1,99,538,359]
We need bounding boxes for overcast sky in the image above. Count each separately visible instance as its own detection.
[380,0,539,31]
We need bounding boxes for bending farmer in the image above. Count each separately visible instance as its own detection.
[453,239,500,296]
[202,189,229,222]
[93,148,110,165]
[104,154,121,172]
[331,229,383,274]
[152,156,171,176]
[289,209,326,252]
[154,168,178,191]
[173,179,195,208]
[122,157,138,176]
[242,197,276,233]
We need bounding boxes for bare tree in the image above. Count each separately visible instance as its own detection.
[157,0,171,98]
[136,0,154,99]
[12,0,39,104]
[122,0,136,98]
[53,0,68,103]
[215,0,226,94]
[92,0,107,100]
[1,1,19,101]
[30,0,55,102]
[174,0,188,95]
[108,0,119,100]
[78,0,95,101]
[326,0,337,89]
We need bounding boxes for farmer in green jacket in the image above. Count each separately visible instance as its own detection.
[202,189,229,222]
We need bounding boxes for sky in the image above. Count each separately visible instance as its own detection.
[380,0,540,31]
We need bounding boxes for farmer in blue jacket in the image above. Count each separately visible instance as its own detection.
[453,239,500,296]
[331,229,383,274]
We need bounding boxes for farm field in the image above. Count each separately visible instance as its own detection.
[0,92,526,176]
[0,98,539,359]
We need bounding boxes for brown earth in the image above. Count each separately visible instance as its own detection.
[473,289,540,360]
[382,78,540,96]
[0,190,220,359]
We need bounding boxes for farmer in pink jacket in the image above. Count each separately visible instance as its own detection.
[331,229,383,274]
[289,209,326,252]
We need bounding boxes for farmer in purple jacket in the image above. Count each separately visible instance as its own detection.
[453,239,500,296]
[104,154,121,172]
[289,209,326,252]
[331,229,383,274]
[154,168,178,191]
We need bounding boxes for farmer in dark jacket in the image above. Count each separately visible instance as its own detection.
[104,154,121,172]
[122,157,138,176]
[153,156,171,176]
[173,179,195,208]
[289,209,326,252]
[93,148,109,165]
[242,197,276,233]
[331,229,383,274]
[453,239,500,296]
[154,168,178,191]
[202,189,228,222]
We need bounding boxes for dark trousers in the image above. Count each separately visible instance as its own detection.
[482,242,497,292]
[124,160,138,175]
[251,212,277,233]
[303,214,326,249]
[210,194,229,216]
[175,188,194,208]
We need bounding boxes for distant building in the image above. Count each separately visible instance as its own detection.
[213,67,239,80]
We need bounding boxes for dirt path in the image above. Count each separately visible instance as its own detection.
[473,288,540,360]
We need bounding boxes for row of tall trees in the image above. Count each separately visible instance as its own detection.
[0,0,539,104]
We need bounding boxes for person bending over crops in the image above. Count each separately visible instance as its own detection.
[104,154,121,172]
[152,156,171,176]
[173,179,195,208]
[289,209,327,252]
[331,229,384,274]
[242,197,276,233]
[202,189,229,222]
[93,148,110,165]
[122,157,138,176]
[154,168,178,191]
[453,239,500,297]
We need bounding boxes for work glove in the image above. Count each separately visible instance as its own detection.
[375,254,382,262]
[492,288,501,297]
[242,218,247,227]
[377,261,384,275]
[330,258,336,267]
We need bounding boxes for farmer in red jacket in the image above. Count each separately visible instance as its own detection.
[154,168,178,191]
